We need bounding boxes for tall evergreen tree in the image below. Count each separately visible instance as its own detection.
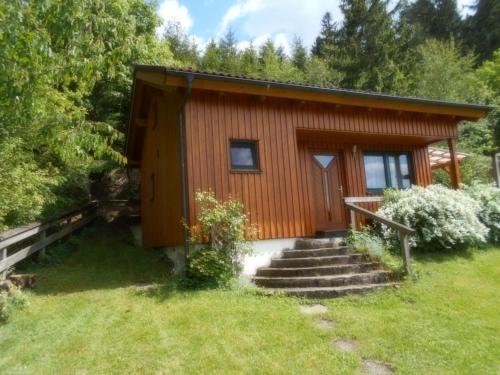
[200,39,221,71]
[259,40,281,78]
[219,28,239,72]
[334,0,410,92]
[163,22,198,65]
[240,42,260,76]
[400,0,463,42]
[291,36,308,71]
[311,12,337,58]
[463,0,500,62]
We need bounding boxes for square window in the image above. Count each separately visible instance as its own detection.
[230,140,259,171]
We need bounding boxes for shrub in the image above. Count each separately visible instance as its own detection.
[346,228,404,274]
[377,185,489,251]
[465,184,500,243]
[185,247,233,289]
[185,192,256,288]
[0,285,28,323]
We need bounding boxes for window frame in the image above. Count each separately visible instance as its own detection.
[363,151,414,194]
[229,139,261,173]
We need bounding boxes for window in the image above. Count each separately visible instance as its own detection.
[364,152,412,193]
[230,140,259,171]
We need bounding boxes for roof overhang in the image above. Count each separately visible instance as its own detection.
[126,65,494,163]
[133,65,493,121]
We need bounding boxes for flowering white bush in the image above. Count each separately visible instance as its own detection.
[465,184,500,243]
[377,185,489,251]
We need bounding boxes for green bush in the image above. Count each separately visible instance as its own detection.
[377,185,489,251]
[185,247,233,289]
[0,285,28,323]
[184,192,256,288]
[346,228,404,274]
[465,184,500,243]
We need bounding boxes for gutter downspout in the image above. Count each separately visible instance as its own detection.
[178,73,194,273]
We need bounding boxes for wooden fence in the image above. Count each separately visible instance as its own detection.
[0,202,98,278]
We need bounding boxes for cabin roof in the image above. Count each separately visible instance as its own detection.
[133,65,493,118]
[127,65,493,162]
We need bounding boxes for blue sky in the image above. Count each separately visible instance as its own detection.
[157,0,476,54]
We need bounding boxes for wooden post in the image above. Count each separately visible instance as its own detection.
[39,230,46,259]
[448,138,461,189]
[0,247,6,280]
[350,210,357,230]
[399,232,412,275]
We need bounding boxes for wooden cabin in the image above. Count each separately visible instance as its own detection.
[125,66,490,250]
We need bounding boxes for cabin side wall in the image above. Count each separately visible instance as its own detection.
[184,91,444,240]
[140,90,184,246]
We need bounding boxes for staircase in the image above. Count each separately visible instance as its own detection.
[253,238,397,298]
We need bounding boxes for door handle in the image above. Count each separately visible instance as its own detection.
[339,185,344,197]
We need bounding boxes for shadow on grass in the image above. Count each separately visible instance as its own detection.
[411,246,476,264]
[19,219,177,297]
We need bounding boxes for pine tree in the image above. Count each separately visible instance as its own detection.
[463,0,500,62]
[400,0,463,42]
[291,36,308,71]
[240,42,259,76]
[163,22,198,66]
[333,0,410,92]
[219,28,239,72]
[200,39,221,71]
[259,40,281,79]
[311,12,337,58]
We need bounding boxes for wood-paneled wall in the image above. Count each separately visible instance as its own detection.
[141,90,183,247]
[183,91,444,242]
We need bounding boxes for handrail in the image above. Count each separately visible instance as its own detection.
[345,203,415,235]
[0,202,98,277]
[345,201,415,275]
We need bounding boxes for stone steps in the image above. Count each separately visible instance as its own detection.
[270,254,369,268]
[255,262,380,277]
[281,246,351,258]
[253,238,397,299]
[294,238,345,249]
[253,270,392,288]
[271,282,398,299]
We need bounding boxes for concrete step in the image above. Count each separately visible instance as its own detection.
[255,262,381,277]
[294,238,344,250]
[282,246,351,258]
[270,253,369,268]
[271,282,398,299]
[253,270,392,288]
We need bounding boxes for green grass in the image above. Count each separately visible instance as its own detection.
[1,223,499,374]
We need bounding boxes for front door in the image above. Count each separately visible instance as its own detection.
[310,152,346,231]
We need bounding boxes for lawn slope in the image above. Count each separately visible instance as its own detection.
[0,223,499,375]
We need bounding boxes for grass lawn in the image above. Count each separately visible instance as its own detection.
[0,223,499,375]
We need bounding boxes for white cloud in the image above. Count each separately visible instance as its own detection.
[217,0,341,55]
[456,0,475,17]
[218,0,265,36]
[157,0,194,36]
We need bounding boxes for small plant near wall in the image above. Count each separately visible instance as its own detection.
[346,228,405,275]
[377,185,489,251]
[0,284,28,323]
[184,191,257,288]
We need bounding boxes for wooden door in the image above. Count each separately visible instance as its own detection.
[310,152,346,231]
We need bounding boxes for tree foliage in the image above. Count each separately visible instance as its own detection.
[1,0,499,230]
[0,0,175,230]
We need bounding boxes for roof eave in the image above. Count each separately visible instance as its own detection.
[133,64,493,120]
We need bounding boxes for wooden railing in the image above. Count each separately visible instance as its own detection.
[344,197,415,275]
[0,202,98,278]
